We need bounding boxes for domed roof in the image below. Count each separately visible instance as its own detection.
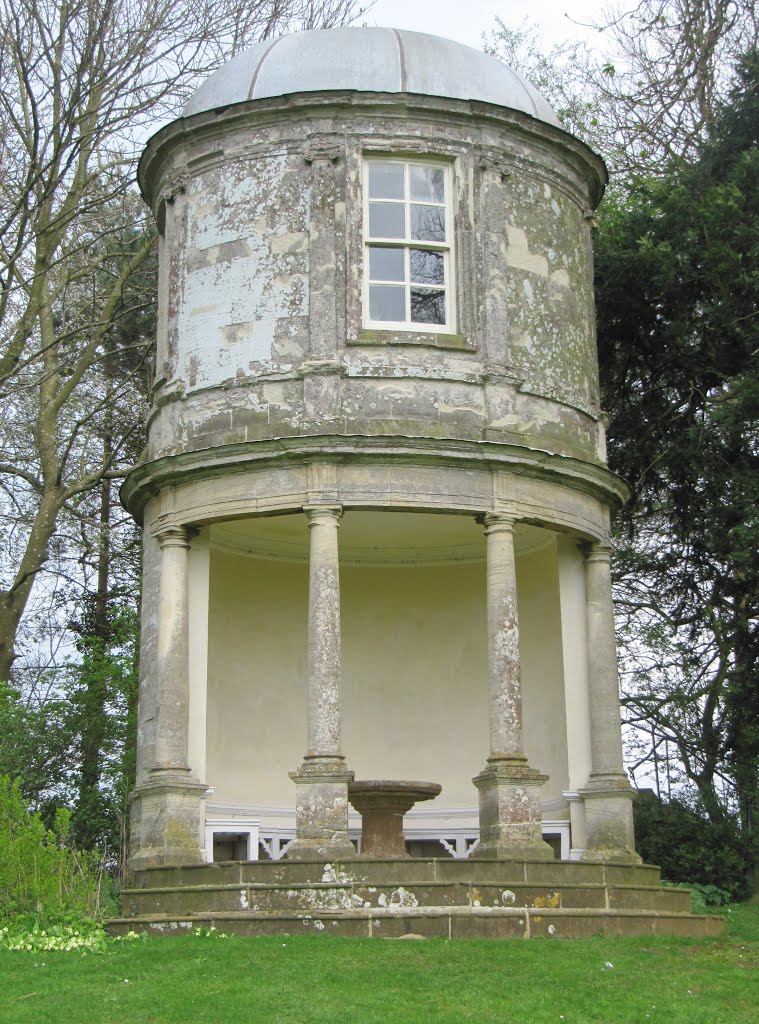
[183,26,560,127]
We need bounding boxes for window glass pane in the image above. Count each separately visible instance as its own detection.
[410,165,445,203]
[411,204,445,242]
[369,246,405,282]
[368,162,405,200]
[370,285,406,322]
[369,202,405,239]
[410,249,444,285]
[410,288,445,325]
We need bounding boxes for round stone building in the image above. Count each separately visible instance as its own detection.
[124,26,640,874]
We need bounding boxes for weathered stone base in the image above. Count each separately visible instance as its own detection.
[471,757,554,860]
[113,858,725,940]
[581,779,642,864]
[287,757,356,861]
[129,773,208,870]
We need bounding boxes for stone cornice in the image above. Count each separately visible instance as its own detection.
[120,434,629,523]
[138,91,607,213]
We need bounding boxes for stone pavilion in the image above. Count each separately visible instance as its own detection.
[116,27,721,939]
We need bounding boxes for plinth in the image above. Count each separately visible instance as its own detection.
[348,780,442,859]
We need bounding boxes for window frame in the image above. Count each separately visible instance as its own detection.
[362,157,456,335]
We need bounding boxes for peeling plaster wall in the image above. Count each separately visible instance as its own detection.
[205,537,570,812]
[179,152,309,389]
[504,182,597,409]
[145,95,606,467]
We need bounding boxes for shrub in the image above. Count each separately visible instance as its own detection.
[661,880,733,914]
[0,775,101,923]
[634,790,752,901]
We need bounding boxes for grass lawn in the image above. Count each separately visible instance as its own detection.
[1,906,757,1024]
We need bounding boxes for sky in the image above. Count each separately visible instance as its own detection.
[363,0,608,53]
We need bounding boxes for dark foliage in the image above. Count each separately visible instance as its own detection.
[596,52,759,857]
[634,790,753,899]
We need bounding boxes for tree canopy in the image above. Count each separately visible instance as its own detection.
[595,52,759,854]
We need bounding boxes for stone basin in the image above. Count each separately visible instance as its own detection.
[348,780,442,859]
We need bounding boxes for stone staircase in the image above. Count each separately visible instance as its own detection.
[110,859,724,940]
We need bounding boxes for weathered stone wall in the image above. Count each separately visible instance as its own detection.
[141,93,606,472]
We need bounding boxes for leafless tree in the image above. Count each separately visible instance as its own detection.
[487,0,758,175]
[0,0,368,682]
[587,0,758,171]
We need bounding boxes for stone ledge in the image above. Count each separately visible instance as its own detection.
[121,433,628,522]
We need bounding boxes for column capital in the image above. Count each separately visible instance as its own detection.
[583,540,613,564]
[303,140,341,164]
[304,504,343,528]
[155,524,196,550]
[482,511,518,535]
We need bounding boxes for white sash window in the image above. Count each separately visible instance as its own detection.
[363,159,455,332]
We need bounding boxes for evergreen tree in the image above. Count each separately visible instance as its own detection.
[595,54,759,875]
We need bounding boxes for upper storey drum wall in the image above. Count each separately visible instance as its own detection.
[134,28,612,519]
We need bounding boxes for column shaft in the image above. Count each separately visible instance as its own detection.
[288,505,354,860]
[472,512,553,860]
[485,515,524,757]
[585,545,626,779]
[154,526,193,770]
[130,523,206,870]
[306,507,342,757]
[580,542,640,863]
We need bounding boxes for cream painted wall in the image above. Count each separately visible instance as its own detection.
[206,527,571,812]
[340,562,488,804]
[517,535,571,801]
[207,551,309,808]
[557,535,592,791]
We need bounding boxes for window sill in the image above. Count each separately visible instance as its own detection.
[350,329,474,352]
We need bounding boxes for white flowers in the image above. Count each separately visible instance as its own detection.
[191,926,229,939]
[0,923,108,953]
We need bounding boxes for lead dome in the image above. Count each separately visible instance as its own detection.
[183,26,561,126]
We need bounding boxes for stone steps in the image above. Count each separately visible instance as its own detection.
[111,858,724,939]
[109,905,724,940]
[122,879,693,916]
[127,857,665,889]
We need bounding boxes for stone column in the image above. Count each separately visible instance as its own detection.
[472,513,553,860]
[287,506,355,860]
[580,542,640,862]
[130,525,206,870]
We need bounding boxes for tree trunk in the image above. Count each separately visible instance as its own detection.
[0,487,63,683]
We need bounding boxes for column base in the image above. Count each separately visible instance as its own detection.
[129,771,208,870]
[471,756,554,861]
[580,777,642,863]
[287,757,356,861]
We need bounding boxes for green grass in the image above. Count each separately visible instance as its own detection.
[1,906,757,1024]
